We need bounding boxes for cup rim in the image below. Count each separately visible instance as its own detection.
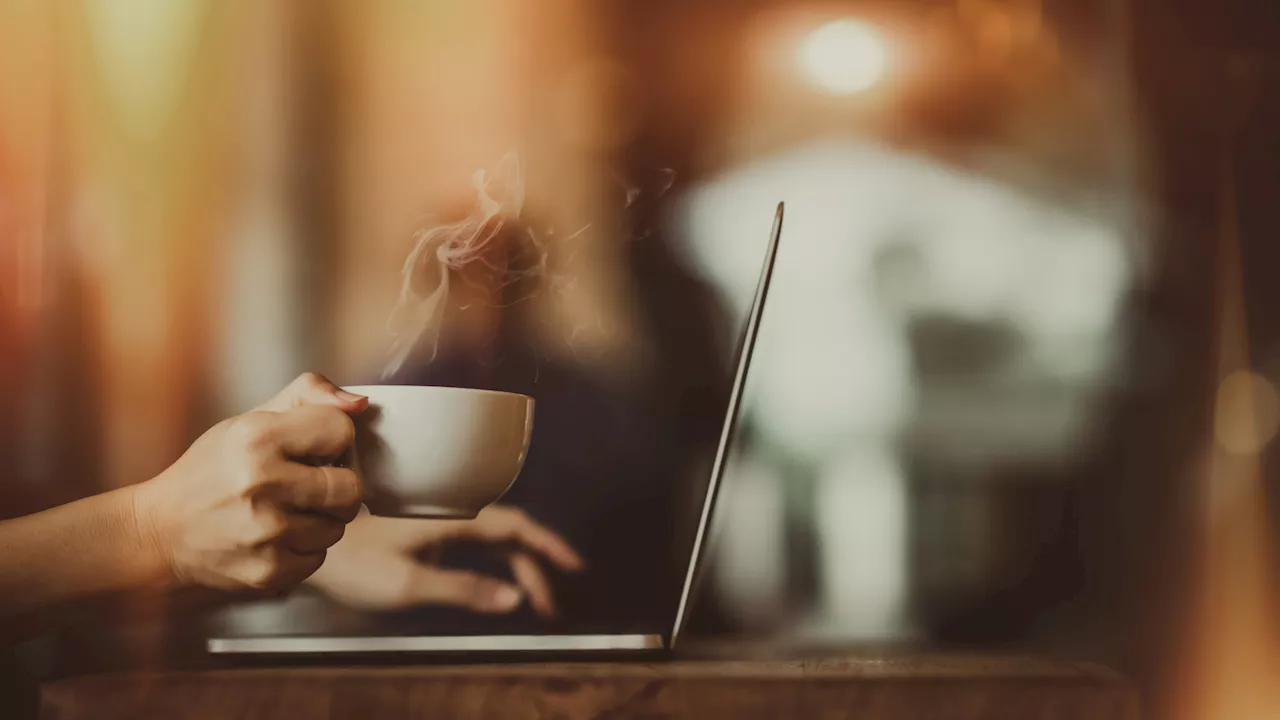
[342,384,531,401]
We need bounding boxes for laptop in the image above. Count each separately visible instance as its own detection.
[206,201,785,657]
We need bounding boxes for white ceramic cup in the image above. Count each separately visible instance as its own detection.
[342,385,534,519]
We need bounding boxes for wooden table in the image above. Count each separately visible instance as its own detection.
[39,649,1140,719]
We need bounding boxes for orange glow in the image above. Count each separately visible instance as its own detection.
[1173,158,1280,720]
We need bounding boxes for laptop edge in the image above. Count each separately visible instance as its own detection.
[668,201,783,649]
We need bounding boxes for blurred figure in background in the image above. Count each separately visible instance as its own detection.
[287,166,730,633]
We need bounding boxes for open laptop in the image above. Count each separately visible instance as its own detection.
[207,201,785,657]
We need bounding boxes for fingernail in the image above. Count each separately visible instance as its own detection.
[491,585,522,611]
[335,390,366,403]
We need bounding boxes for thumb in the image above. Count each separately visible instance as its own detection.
[258,372,367,414]
[403,567,525,614]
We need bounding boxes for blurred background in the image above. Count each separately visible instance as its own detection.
[1,0,1278,718]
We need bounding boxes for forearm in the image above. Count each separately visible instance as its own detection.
[0,486,171,622]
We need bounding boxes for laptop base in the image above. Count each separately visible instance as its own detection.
[207,633,664,656]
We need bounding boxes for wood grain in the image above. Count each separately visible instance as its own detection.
[40,651,1141,720]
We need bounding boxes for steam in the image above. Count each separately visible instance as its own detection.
[615,167,675,208]
[381,154,677,380]
[382,152,543,379]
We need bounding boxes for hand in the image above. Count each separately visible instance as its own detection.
[133,373,369,594]
[307,506,584,616]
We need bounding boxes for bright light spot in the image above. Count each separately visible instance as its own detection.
[798,19,888,95]
[1215,370,1280,455]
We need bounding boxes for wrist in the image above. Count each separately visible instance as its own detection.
[118,481,179,590]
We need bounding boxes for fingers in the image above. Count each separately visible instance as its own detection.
[264,404,358,461]
[460,507,585,573]
[248,506,349,552]
[266,462,363,519]
[257,372,367,414]
[401,567,524,614]
[510,552,555,617]
[236,404,363,515]
[237,546,327,593]
[299,512,569,615]
[272,548,327,591]
[281,513,347,555]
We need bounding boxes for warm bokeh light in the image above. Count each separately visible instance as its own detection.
[797,19,888,95]
[1214,370,1280,454]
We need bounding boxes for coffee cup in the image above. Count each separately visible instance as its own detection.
[342,385,534,518]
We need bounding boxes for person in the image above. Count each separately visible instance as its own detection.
[0,371,582,644]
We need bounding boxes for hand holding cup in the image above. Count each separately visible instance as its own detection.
[133,373,368,594]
